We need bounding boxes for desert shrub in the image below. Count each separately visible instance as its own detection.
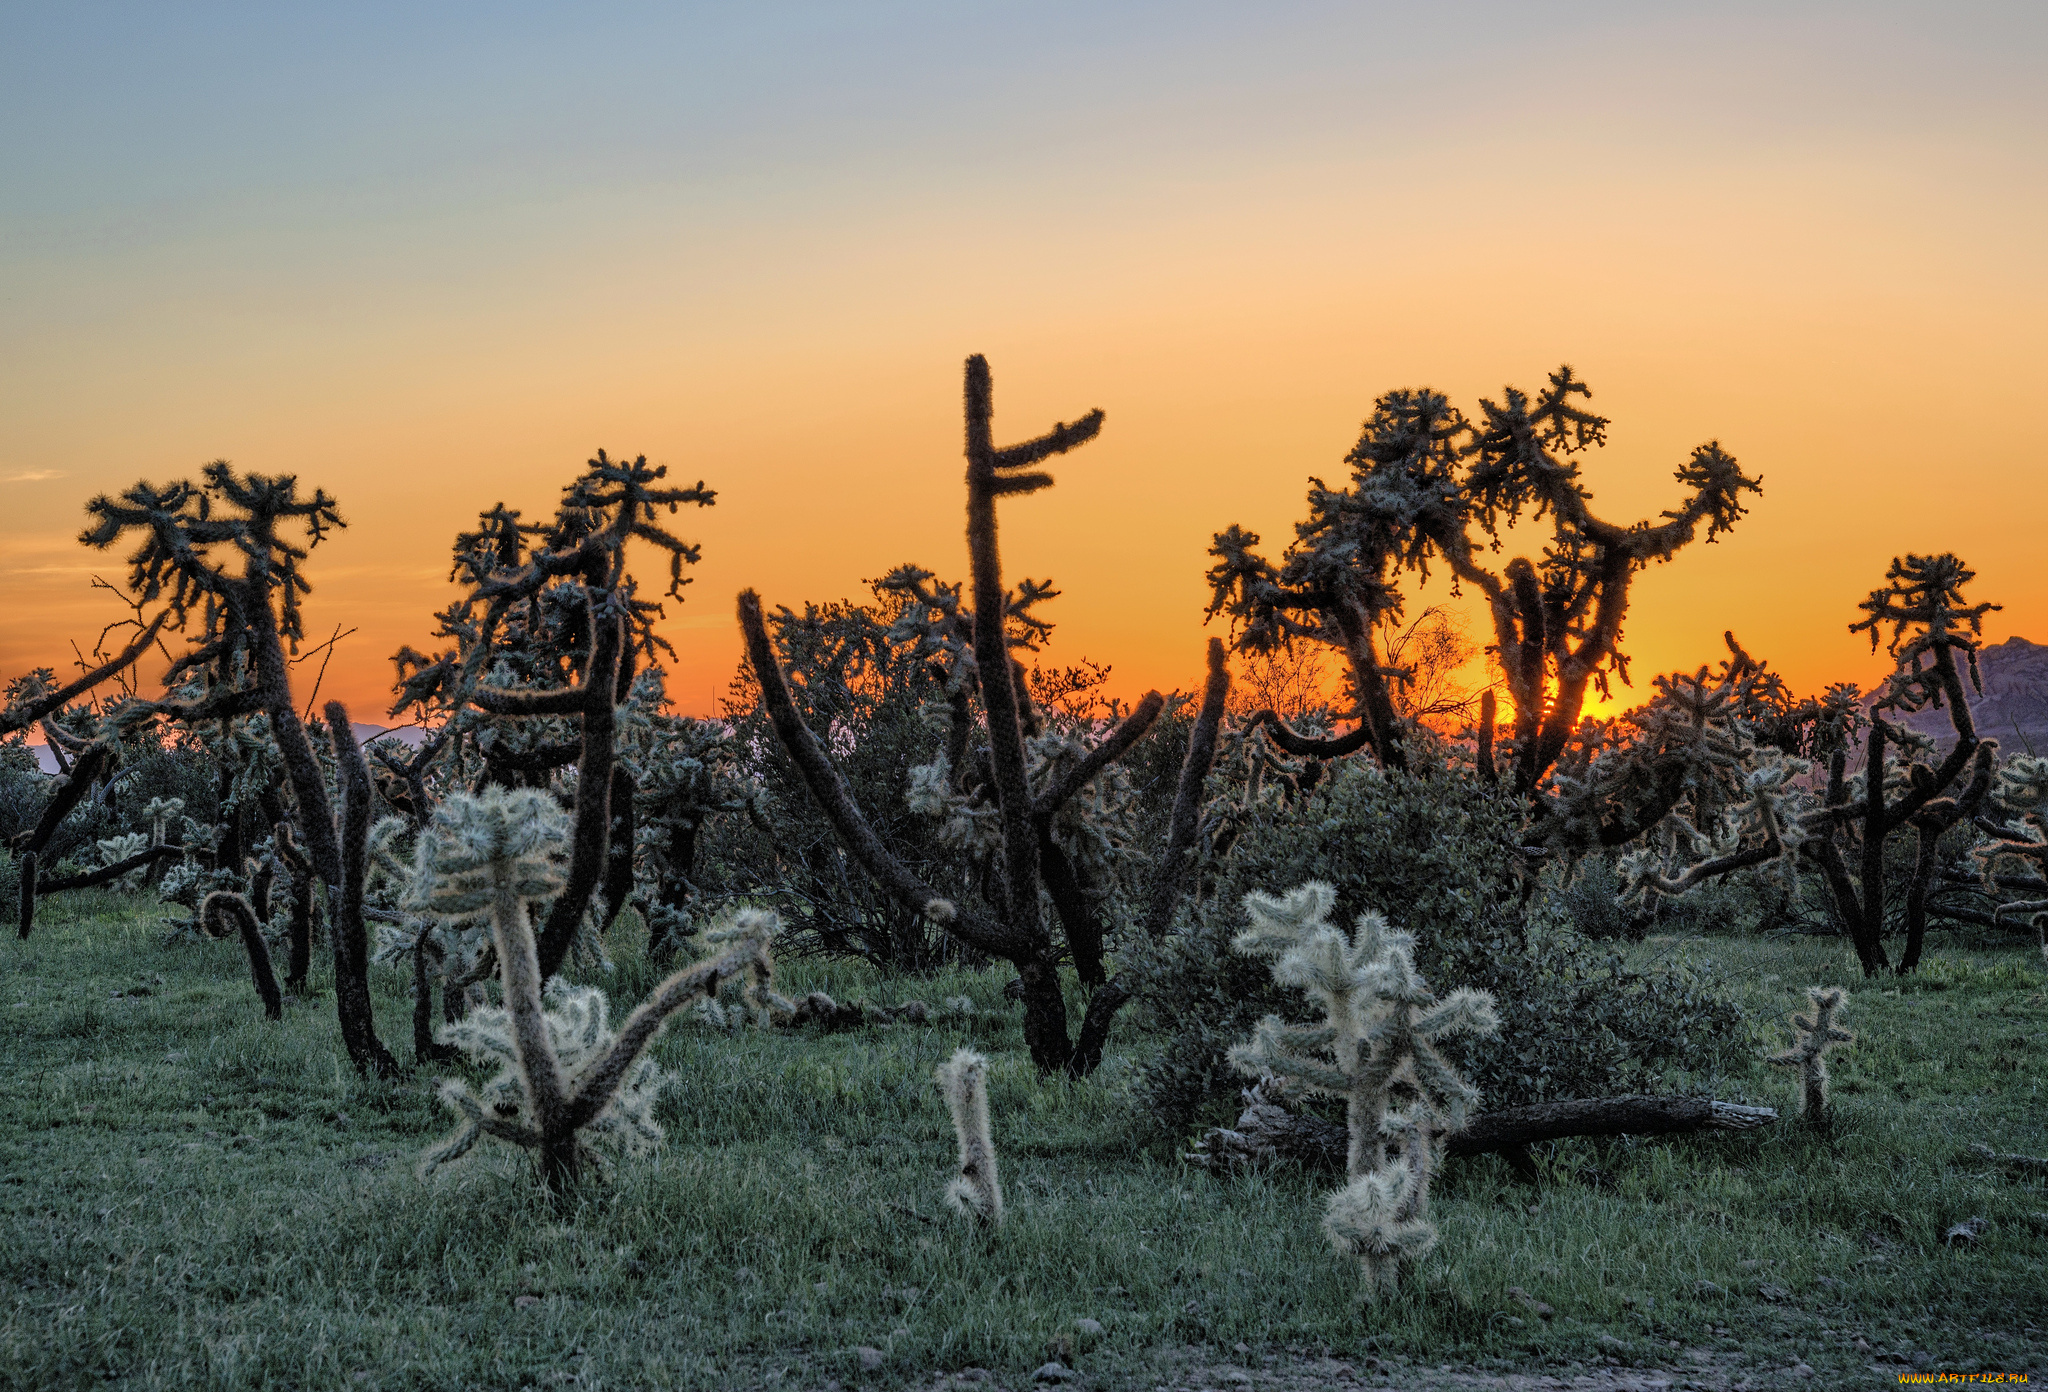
[1128,757,1745,1132]
[707,594,971,972]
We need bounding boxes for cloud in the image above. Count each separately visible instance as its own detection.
[3,469,65,483]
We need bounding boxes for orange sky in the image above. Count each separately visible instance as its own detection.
[3,6,2044,727]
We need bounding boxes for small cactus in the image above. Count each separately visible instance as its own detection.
[936,1047,1004,1227]
[1228,880,1497,1297]
[412,787,773,1190]
[1770,986,1853,1123]
[1322,1120,1440,1301]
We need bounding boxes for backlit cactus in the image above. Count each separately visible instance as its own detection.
[1770,986,1853,1124]
[936,1047,1004,1227]
[1228,880,1498,1297]
[412,787,773,1189]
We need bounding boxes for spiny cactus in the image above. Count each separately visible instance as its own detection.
[1205,366,1761,786]
[936,1047,1003,1227]
[412,787,772,1189]
[1321,1134,1439,1301]
[739,356,1208,1076]
[1228,880,1498,1297]
[1770,986,1853,1124]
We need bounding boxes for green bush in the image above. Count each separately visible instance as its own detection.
[1127,758,1746,1133]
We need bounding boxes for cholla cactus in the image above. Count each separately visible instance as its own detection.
[1322,1136,1439,1300]
[1770,987,1853,1124]
[936,1047,1003,1227]
[412,787,774,1189]
[96,833,151,891]
[1228,880,1498,1297]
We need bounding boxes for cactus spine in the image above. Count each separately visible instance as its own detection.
[1228,880,1499,1298]
[936,1047,1003,1227]
[1771,986,1853,1123]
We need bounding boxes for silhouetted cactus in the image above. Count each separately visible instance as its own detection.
[412,787,770,1189]
[77,465,400,1074]
[390,453,717,981]
[1228,880,1498,1297]
[936,1047,1004,1227]
[1576,561,2005,979]
[1206,367,1760,788]
[740,355,1229,1075]
[1770,987,1853,1123]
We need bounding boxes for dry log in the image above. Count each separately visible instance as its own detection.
[1964,1141,2048,1176]
[1188,1081,1776,1171]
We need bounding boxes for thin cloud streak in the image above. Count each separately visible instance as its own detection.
[3,470,65,483]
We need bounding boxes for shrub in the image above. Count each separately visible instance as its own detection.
[1129,758,1745,1132]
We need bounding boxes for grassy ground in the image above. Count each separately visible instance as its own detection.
[2,892,2043,1390]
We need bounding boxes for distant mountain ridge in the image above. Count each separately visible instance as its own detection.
[1874,635,2048,754]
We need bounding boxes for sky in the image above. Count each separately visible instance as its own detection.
[2,2,2043,726]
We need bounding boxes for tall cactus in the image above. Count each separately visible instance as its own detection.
[1228,880,1498,1298]
[412,787,770,1189]
[739,356,1216,1076]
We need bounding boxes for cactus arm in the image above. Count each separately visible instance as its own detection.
[1251,713,1375,760]
[0,611,167,739]
[199,891,284,1020]
[1028,690,1165,819]
[557,932,763,1133]
[326,705,401,1078]
[488,865,570,1139]
[1142,638,1232,938]
[738,588,1006,953]
[530,608,622,979]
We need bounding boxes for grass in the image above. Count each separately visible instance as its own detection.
[2,892,2044,1390]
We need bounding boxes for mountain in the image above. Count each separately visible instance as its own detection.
[1875,635,2048,754]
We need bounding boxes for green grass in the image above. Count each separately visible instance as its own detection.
[3,894,2044,1389]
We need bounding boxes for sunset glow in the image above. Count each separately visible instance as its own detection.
[4,5,2043,723]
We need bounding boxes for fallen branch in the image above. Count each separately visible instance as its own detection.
[1187,1081,1777,1171]
[1964,1141,2048,1177]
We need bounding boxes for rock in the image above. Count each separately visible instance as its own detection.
[1232,1342,1251,1355]
[1032,1361,1075,1383]
[1073,1318,1103,1337]
[1791,1362,1815,1378]
[1598,1334,1627,1350]
[855,1347,884,1372]
[1944,1216,1990,1245]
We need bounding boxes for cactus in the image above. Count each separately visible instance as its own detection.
[390,452,717,982]
[935,1047,1003,1227]
[412,787,770,1189]
[1770,987,1853,1124]
[739,356,1226,1076]
[1205,367,1761,787]
[1227,880,1498,1297]
[77,466,402,1076]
